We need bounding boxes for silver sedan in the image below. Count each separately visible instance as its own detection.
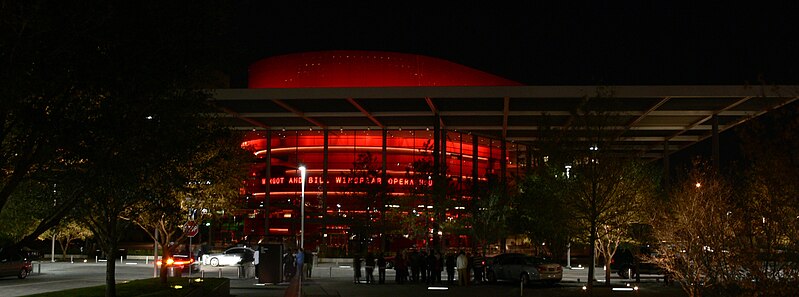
[201,247,255,267]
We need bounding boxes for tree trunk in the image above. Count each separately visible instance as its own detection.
[62,250,68,260]
[105,245,117,297]
[604,262,611,286]
[61,239,70,259]
[160,246,171,285]
[689,286,699,297]
[587,221,597,293]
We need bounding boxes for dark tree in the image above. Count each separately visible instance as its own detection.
[342,152,389,253]
[651,95,799,297]
[131,129,250,285]
[471,174,511,256]
[404,140,454,251]
[512,167,573,259]
[514,89,660,293]
[2,1,233,296]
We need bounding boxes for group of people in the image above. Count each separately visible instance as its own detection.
[352,249,484,286]
[351,252,389,284]
[282,248,314,282]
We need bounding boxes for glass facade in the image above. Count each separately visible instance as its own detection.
[222,129,527,254]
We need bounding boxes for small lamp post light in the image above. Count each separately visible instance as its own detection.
[298,165,307,250]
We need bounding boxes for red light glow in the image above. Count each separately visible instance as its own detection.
[248,50,522,88]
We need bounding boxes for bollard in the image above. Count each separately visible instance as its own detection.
[218,268,222,278]
[520,278,524,296]
[201,270,205,278]
[71,255,74,263]
[37,262,41,275]
[329,266,333,278]
[145,256,149,265]
[95,256,98,263]
[120,256,123,264]
[628,268,632,280]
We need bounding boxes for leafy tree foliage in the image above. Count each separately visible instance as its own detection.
[40,219,93,259]
[342,152,389,253]
[568,158,656,286]
[0,0,104,253]
[2,1,233,296]
[737,98,799,292]
[514,90,660,292]
[471,174,511,256]
[404,140,455,251]
[0,181,52,247]
[512,167,573,258]
[76,90,224,295]
[130,130,250,285]
[653,101,799,297]
[652,165,742,297]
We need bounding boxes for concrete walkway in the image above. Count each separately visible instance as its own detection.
[226,262,685,297]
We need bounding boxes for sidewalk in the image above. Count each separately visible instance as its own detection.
[227,263,684,297]
[242,276,685,297]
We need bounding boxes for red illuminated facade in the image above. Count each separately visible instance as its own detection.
[248,50,522,88]
[222,51,528,254]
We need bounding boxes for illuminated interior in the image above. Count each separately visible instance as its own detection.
[227,129,526,252]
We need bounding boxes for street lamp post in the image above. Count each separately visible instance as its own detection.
[298,165,307,250]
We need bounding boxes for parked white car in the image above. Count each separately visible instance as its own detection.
[201,247,255,267]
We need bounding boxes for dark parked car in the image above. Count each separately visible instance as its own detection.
[486,253,562,285]
[0,254,33,279]
[611,246,662,278]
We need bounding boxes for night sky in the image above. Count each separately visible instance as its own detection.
[229,1,799,169]
[231,1,799,87]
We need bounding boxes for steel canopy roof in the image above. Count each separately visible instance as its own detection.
[211,85,797,160]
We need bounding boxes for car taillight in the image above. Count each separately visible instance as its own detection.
[557,266,562,271]
[158,257,194,266]
[174,259,194,265]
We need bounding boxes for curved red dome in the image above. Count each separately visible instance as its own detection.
[248,50,522,88]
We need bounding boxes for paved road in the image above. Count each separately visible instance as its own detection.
[0,260,243,296]
[0,260,684,297]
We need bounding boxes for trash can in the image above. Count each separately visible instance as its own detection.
[118,249,127,260]
[257,243,283,284]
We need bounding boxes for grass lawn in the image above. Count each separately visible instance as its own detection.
[25,277,228,297]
